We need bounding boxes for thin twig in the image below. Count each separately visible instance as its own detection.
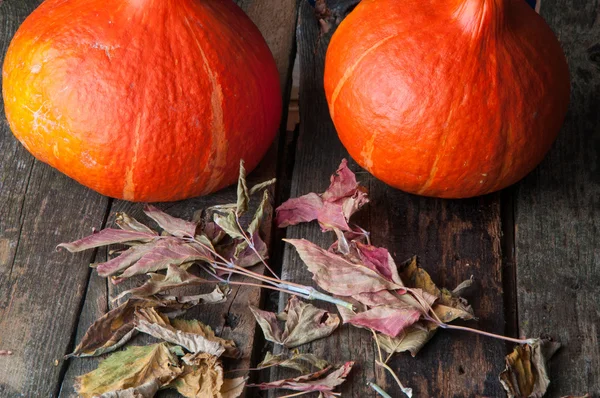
[376,360,413,398]
[368,382,393,398]
[235,214,280,280]
[438,323,535,345]
[278,391,313,398]
[371,328,383,363]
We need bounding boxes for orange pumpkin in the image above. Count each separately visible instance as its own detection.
[2,0,281,202]
[324,0,570,198]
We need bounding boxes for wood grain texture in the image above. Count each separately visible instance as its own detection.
[57,1,299,397]
[272,1,508,396]
[515,1,600,396]
[0,1,112,397]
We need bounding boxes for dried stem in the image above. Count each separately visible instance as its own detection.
[279,392,313,398]
[234,214,280,280]
[438,323,535,345]
[376,360,413,398]
[368,382,393,398]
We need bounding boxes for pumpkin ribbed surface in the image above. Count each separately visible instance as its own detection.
[2,0,281,202]
[324,0,570,198]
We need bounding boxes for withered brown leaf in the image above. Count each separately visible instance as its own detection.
[499,338,561,398]
[258,351,330,373]
[75,343,182,398]
[135,308,239,358]
[250,296,340,348]
[67,297,200,358]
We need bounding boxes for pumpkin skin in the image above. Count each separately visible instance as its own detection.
[324,0,570,198]
[2,0,281,202]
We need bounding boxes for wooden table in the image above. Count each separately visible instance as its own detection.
[0,1,598,397]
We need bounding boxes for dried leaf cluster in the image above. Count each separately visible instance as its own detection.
[60,159,565,398]
[61,161,353,397]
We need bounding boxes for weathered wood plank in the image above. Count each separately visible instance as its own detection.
[0,1,112,397]
[274,1,507,396]
[515,1,600,396]
[58,1,299,397]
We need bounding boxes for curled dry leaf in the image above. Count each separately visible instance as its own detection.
[116,264,227,300]
[67,297,202,358]
[250,296,340,348]
[75,343,182,398]
[500,338,561,398]
[399,257,474,323]
[143,204,198,238]
[135,308,239,358]
[169,353,246,398]
[115,212,156,235]
[258,351,330,373]
[248,361,354,397]
[58,228,156,252]
[377,324,437,357]
[276,159,368,231]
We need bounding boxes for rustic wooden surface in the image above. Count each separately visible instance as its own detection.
[1,0,600,397]
[273,1,507,396]
[514,1,600,397]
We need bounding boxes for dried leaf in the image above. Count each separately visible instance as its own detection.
[249,306,283,343]
[276,160,368,232]
[58,229,156,252]
[115,213,158,235]
[214,212,244,240]
[95,244,157,278]
[400,257,474,323]
[500,338,561,398]
[259,351,330,373]
[96,379,160,398]
[276,193,323,228]
[344,303,422,337]
[116,265,226,300]
[249,361,353,395]
[230,232,269,268]
[377,324,436,357]
[135,308,238,358]
[220,377,246,398]
[112,239,214,282]
[322,159,359,201]
[68,297,201,358]
[249,178,276,196]
[251,296,340,348]
[170,353,224,398]
[143,204,198,237]
[171,319,239,358]
[285,239,403,295]
[248,189,271,236]
[281,296,340,348]
[236,160,250,215]
[75,343,182,398]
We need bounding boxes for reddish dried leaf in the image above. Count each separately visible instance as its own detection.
[276,193,323,228]
[143,204,198,238]
[250,296,340,348]
[58,229,156,252]
[344,304,422,337]
[249,362,353,395]
[114,239,213,282]
[115,213,157,235]
[285,239,402,295]
[276,160,368,232]
[116,265,227,301]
